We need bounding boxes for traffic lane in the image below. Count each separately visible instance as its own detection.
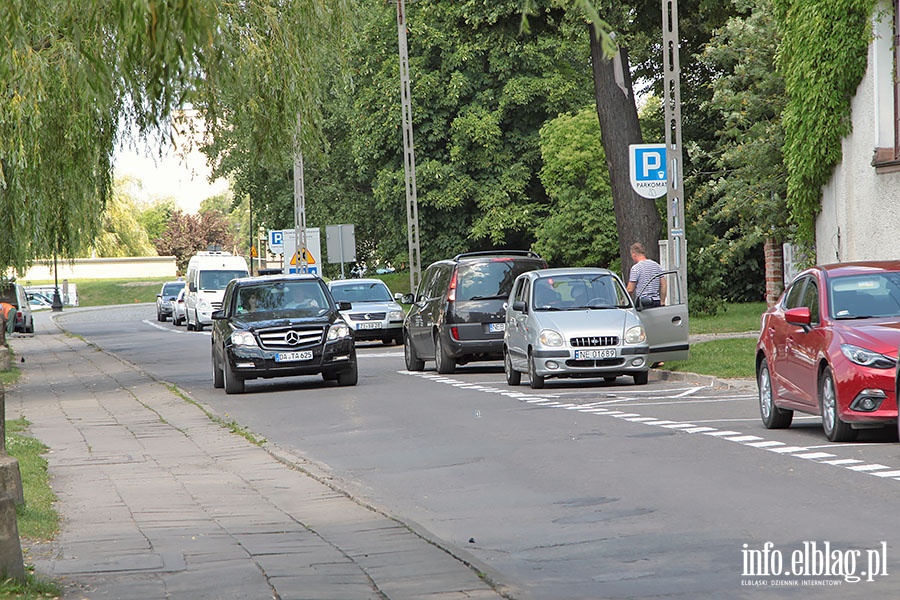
[53,304,217,388]
[542,375,900,486]
[49,309,900,597]
[387,368,900,598]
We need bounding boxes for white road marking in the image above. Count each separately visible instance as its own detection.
[400,370,900,484]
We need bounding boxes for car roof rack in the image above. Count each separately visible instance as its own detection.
[452,250,542,261]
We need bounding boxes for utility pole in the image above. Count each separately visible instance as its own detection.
[397,0,421,293]
[662,0,688,304]
[293,114,308,274]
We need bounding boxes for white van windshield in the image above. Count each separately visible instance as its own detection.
[199,270,249,291]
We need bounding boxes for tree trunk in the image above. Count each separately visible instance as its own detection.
[589,24,663,279]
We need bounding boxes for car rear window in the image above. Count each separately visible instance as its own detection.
[456,259,544,302]
[163,282,185,296]
[330,282,392,303]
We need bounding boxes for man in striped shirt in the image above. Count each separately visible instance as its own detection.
[626,242,667,308]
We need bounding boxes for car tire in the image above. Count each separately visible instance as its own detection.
[224,358,245,394]
[336,360,359,387]
[157,309,164,322]
[186,314,195,331]
[25,319,34,334]
[504,349,521,386]
[528,352,544,389]
[820,367,856,442]
[212,346,224,389]
[758,360,792,429]
[435,333,456,374]
[633,371,649,385]
[195,311,204,332]
[404,331,425,371]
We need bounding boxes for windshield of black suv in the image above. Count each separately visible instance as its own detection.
[456,259,544,302]
[234,281,330,316]
[329,281,392,303]
[532,273,631,311]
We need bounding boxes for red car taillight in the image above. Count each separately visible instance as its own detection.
[447,269,458,302]
[450,326,460,340]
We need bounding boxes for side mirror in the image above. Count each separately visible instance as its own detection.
[785,306,812,327]
[211,310,225,320]
[401,293,415,304]
[337,301,352,311]
[189,282,197,292]
[394,292,404,301]
[512,300,527,313]
[156,293,163,299]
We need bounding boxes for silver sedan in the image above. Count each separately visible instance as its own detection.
[504,267,689,388]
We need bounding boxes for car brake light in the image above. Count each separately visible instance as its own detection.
[448,269,458,302]
[450,326,460,340]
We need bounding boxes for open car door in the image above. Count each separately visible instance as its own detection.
[636,270,689,363]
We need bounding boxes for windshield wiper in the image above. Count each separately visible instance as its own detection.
[469,294,507,301]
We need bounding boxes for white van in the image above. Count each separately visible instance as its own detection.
[184,252,250,331]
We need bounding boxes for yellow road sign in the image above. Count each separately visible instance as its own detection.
[289,248,317,265]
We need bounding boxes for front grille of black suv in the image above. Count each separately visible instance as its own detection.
[258,326,325,351]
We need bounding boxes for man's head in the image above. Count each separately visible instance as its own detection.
[630,242,647,260]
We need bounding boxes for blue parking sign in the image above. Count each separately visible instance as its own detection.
[629,144,667,199]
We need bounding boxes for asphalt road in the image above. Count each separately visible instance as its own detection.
[53,304,900,599]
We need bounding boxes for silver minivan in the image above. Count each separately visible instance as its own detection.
[504,267,689,388]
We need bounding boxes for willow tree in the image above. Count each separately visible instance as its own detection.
[0,0,353,276]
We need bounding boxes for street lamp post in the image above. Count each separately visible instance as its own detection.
[51,253,63,312]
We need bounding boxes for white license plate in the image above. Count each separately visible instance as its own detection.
[575,348,617,360]
[358,322,383,330]
[275,350,314,362]
[488,322,506,333]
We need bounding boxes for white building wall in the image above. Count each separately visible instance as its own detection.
[817,5,900,263]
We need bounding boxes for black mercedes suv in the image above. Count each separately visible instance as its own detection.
[211,274,357,393]
[402,251,547,374]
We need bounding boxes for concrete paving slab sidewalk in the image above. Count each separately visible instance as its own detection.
[5,311,507,600]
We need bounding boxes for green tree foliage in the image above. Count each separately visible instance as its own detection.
[773,0,877,249]
[137,198,178,245]
[93,179,158,258]
[0,0,351,274]
[690,0,788,306]
[292,0,596,268]
[533,108,616,268]
[0,0,213,273]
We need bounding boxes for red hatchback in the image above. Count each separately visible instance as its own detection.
[756,261,900,442]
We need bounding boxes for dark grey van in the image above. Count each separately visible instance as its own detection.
[402,251,547,374]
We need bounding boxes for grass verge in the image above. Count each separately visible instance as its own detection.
[0,418,62,598]
[665,337,757,380]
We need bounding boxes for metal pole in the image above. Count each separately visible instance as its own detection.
[397,0,421,293]
[662,0,688,304]
[293,115,308,274]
